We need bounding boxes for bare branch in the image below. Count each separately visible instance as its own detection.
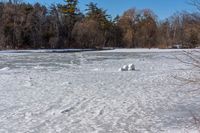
[188,0,200,12]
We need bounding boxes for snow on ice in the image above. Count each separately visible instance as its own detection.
[0,49,200,133]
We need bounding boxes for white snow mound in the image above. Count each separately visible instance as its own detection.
[119,64,135,71]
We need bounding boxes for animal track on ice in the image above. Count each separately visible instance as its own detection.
[24,112,33,120]
[61,107,75,114]
[23,77,33,87]
[61,98,89,114]
[98,106,105,116]
[42,98,90,118]
[61,81,72,86]
[45,109,62,117]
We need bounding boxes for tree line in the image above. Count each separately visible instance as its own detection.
[0,0,200,49]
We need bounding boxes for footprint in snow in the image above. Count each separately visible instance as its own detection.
[61,107,75,114]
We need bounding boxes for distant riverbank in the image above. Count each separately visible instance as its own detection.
[1,48,199,54]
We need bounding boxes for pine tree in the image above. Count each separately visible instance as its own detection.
[62,0,78,16]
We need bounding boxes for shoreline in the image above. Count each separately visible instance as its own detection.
[0,48,199,54]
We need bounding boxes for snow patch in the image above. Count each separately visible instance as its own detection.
[34,65,44,69]
[0,67,9,71]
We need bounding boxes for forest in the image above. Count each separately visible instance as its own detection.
[0,0,200,49]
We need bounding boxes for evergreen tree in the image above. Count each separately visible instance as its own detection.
[62,0,78,16]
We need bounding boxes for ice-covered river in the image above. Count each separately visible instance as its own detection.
[0,49,199,133]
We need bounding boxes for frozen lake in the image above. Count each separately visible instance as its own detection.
[0,49,199,133]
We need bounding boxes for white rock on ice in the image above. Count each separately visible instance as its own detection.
[119,65,128,71]
[118,68,124,71]
[119,64,135,71]
[128,64,135,71]
[122,65,128,70]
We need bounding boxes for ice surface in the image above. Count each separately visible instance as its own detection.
[0,49,200,133]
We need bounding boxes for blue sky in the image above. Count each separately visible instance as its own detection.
[27,0,197,20]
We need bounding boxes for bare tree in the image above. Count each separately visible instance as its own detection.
[1,0,200,49]
[72,19,104,48]
[190,0,200,11]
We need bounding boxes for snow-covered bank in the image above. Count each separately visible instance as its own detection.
[100,48,200,53]
[0,48,199,54]
[0,50,199,133]
[0,49,94,53]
